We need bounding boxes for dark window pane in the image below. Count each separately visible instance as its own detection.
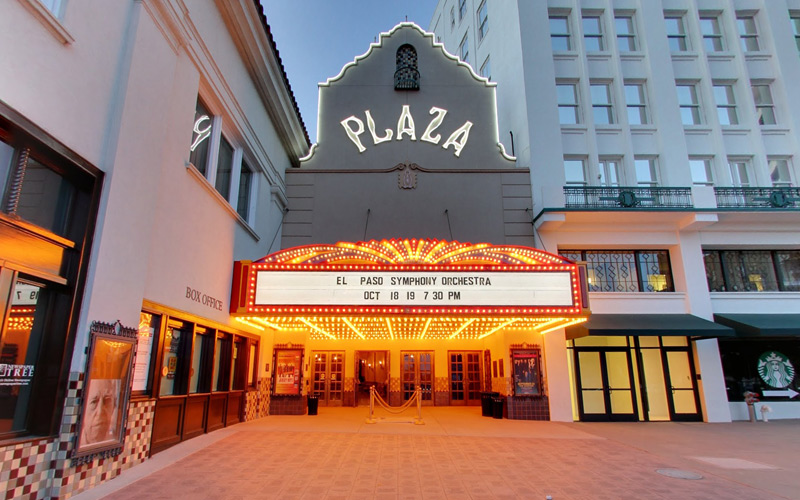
[237,163,252,220]
[215,137,233,200]
[214,335,232,392]
[704,251,726,291]
[15,156,76,237]
[189,331,212,394]
[0,138,13,196]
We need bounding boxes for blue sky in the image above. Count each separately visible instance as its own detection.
[261,1,440,143]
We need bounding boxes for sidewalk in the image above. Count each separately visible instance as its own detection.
[73,407,800,500]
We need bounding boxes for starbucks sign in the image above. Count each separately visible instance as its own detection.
[757,351,796,389]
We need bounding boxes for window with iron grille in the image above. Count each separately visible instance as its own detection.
[560,250,675,292]
[703,250,800,292]
[395,44,420,90]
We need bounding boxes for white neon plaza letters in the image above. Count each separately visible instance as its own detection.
[340,106,473,157]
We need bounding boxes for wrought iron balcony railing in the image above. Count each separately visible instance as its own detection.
[714,186,800,209]
[563,186,694,209]
[394,67,420,90]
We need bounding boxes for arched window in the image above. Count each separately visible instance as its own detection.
[395,44,419,90]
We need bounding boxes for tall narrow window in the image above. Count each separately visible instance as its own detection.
[591,83,615,124]
[700,15,724,52]
[479,57,491,80]
[557,83,580,124]
[635,157,659,186]
[624,83,648,125]
[751,83,776,125]
[237,160,253,220]
[689,157,714,185]
[615,14,636,51]
[459,34,469,65]
[768,158,793,186]
[395,44,419,90]
[458,0,466,21]
[450,7,455,30]
[214,136,234,200]
[477,1,488,40]
[550,15,572,51]
[676,83,702,125]
[189,98,212,176]
[728,159,752,186]
[713,84,738,125]
[737,14,760,52]
[599,158,622,186]
[665,14,689,51]
[582,14,605,51]
[564,158,587,185]
[792,15,800,53]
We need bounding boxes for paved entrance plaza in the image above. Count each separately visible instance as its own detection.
[74,407,800,500]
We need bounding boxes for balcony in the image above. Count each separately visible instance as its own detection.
[563,186,693,210]
[714,187,800,210]
[394,66,420,90]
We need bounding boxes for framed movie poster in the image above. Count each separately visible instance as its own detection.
[511,348,542,396]
[73,321,137,461]
[273,348,303,395]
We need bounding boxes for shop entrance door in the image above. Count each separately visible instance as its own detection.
[662,348,702,421]
[311,351,344,406]
[402,351,433,405]
[574,348,638,421]
[449,351,482,405]
[354,351,389,406]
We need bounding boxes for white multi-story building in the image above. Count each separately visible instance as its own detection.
[0,0,306,497]
[431,0,800,422]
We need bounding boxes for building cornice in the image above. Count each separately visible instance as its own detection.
[215,0,310,165]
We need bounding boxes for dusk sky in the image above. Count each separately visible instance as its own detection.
[261,1,440,143]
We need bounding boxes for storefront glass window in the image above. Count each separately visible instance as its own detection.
[248,342,257,387]
[231,338,245,390]
[720,339,799,401]
[775,251,800,291]
[0,279,45,435]
[159,322,190,396]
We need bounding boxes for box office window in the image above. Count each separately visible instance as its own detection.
[189,327,213,394]
[214,333,232,392]
[159,321,191,396]
[232,338,246,390]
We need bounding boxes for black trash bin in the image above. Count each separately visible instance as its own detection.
[481,392,499,417]
[492,396,505,419]
[307,394,319,415]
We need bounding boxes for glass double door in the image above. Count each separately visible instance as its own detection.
[402,351,433,405]
[311,351,344,406]
[449,351,482,405]
[575,348,638,421]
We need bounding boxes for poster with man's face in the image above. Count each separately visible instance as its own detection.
[75,333,135,456]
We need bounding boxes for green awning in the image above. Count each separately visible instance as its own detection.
[713,314,800,337]
[565,314,735,340]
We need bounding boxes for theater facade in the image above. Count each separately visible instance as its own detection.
[231,23,732,423]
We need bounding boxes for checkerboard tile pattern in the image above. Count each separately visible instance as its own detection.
[244,377,270,421]
[1,372,156,500]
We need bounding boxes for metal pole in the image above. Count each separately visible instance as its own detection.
[366,385,376,424]
[414,385,424,425]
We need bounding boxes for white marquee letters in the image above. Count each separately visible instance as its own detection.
[341,106,472,157]
[341,116,366,152]
[421,107,447,144]
[365,110,393,144]
[396,105,416,141]
[441,121,473,157]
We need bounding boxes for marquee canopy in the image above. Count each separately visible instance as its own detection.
[230,239,589,340]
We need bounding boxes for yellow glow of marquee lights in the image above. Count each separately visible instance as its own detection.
[235,315,586,341]
[253,239,573,267]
